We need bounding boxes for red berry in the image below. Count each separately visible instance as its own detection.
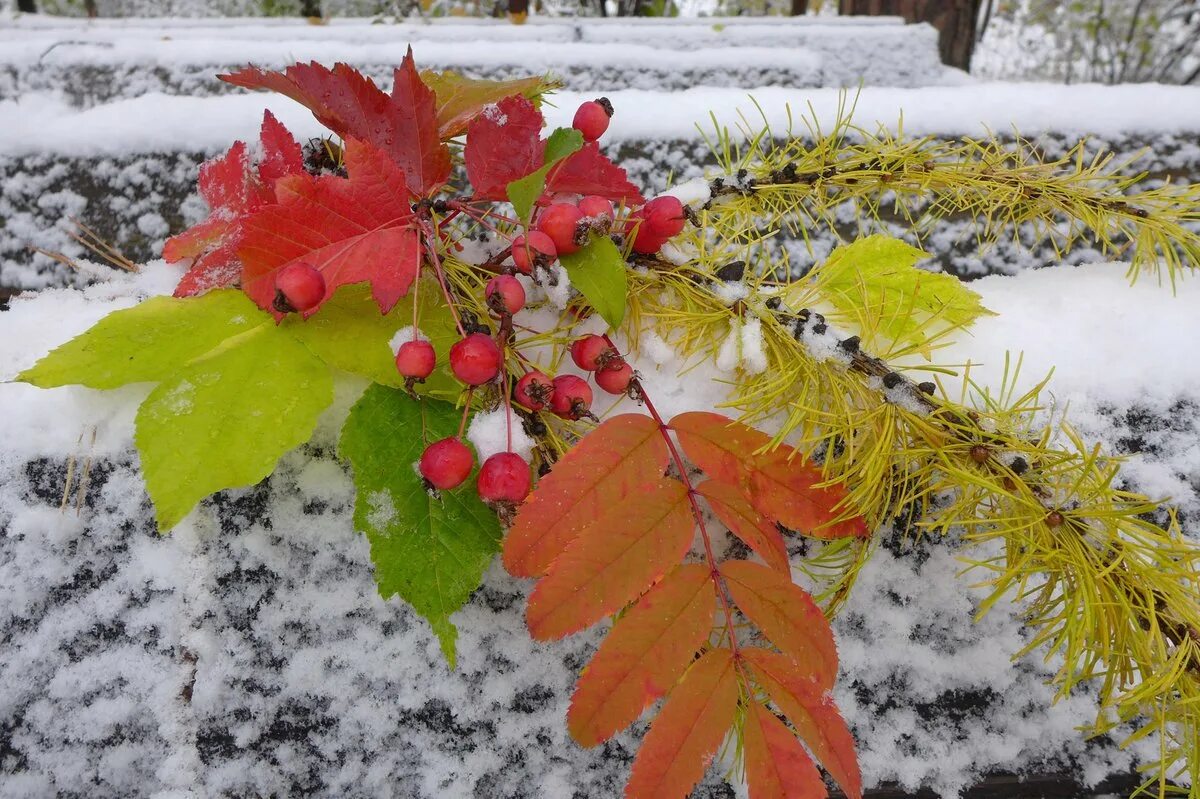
[626,213,668,255]
[570,335,618,372]
[511,231,556,275]
[537,203,586,256]
[449,333,502,386]
[477,452,532,503]
[572,99,613,142]
[514,370,554,411]
[550,374,593,420]
[578,195,614,223]
[485,275,526,316]
[595,359,634,395]
[419,437,473,490]
[395,340,436,380]
[273,262,325,313]
[643,196,686,239]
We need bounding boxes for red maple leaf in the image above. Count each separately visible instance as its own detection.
[165,110,303,298]
[220,51,451,197]
[237,137,421,317]
[464,95,643,206]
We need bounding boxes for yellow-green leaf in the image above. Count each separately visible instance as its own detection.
[135,323,333,531]
[559,235,628,330]
[799,235,995,357]
[17,290,263,389]
[421,70,555,139]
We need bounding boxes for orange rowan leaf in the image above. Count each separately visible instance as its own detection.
[695,480,790,576]
[749,449,869,540]
[671,411,867,540]
[624,647,738,799]
[743,701,828,799]
[503,413,667,578]
[743,648,863,799]
[526,477,692,640]
[568,563,716,747]
[719,561,837,690]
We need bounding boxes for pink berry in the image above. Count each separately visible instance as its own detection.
[274,262,325,313]
[595,359,634,395]
[514,370,554,411]
[395,340,436,380]
[572,99,613,143]
[578,195,614,223]
[570,335,618,372]
[643,196,686,239]
[449,333,502,386]
[511,231,556,275]
[486,275,526,316]
[477,452,532,503]
[537,203,586,256]
[419,437,473,490]
[550,374,593,420]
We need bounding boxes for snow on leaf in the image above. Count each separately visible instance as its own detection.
[558,235,628,330]
[671,411,867,539]
[526,477,692,640]
[567,563,715,748]
[339,386,501,668]
[421,70,549,139]
[17,290,263,390]
[238,138,420,317]
[719,560,838,690]
[220,53,451,196]
[624,647,739,799]
[695,479,790,575]
[743,648,862,799]
[503,413,668,577]
[800,234,995,357]
[135,323,333,531]
[743,701,828,799]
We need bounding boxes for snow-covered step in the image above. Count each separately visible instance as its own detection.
[0,261,1194,797]
[0,16,947,103]
[3,82,1200,292]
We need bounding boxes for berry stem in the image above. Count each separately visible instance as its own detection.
[604,334,746,667]
[417,217,465,338]
[458,387,474,440]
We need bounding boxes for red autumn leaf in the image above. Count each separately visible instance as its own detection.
[624,647,739,799]
[166,111,304,298]
[220,52,451,196]
[238,137,420,317]
[743,702,828,799]
[421,70,547,139]
[743,648,863,799]
[504,413,668,578]
[463,94,643,205]
[526,477,693,640]
[719,560,838,690]
[695,479,790,575]
[671,411,867,540]
[465,95,544,200]
[568,563,715,747]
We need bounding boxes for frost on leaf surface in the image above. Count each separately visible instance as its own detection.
[339,385,501,667]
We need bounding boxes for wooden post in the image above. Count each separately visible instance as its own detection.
[17,0,37,11]
[791,0,808,14]
[838,0,984,71]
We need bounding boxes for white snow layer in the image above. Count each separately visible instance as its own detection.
[0,260,1196,796]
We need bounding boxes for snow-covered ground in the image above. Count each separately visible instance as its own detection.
[2,13,1200,799]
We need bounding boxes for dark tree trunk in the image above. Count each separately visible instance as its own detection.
[791,0,807,14]
[838,0,983,71]
[299,0,321,16]
[508,0,529,17]
[84,0,97,16]
[17,0,37,11]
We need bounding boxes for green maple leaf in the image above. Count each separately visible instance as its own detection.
[339,385,501,667]
[799,235,995,357]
